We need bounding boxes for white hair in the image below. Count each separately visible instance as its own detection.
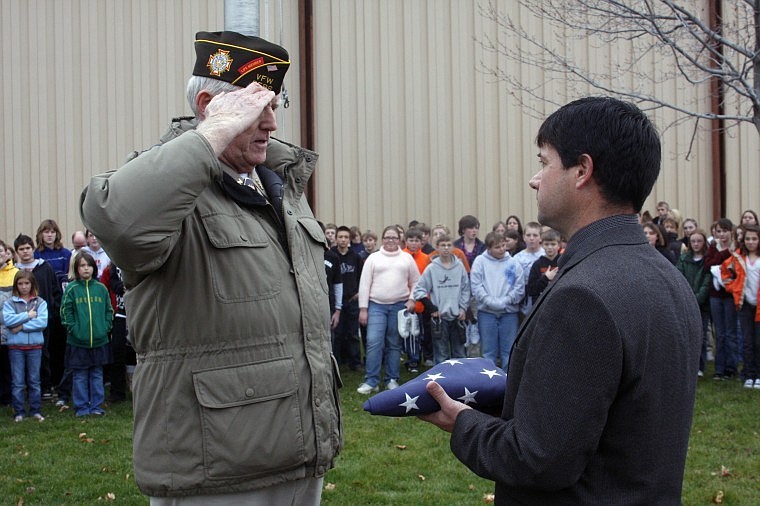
[185,76,238,116]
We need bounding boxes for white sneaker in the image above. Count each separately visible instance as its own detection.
[386,379,400,390]
[744,379,754,388]
[397,310,411,339]
[32,414,45,422]
[357,383,379,395]
[409,313,421,338]
[754,379,760,389]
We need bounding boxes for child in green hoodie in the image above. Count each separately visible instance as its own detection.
[60,252,113,416]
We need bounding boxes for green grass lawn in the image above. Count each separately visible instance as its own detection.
[1,363,758,505]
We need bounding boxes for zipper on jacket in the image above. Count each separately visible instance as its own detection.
[86,280,94,347]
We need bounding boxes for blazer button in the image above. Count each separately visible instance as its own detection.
[287,210,293,215]
[245,388,255,397]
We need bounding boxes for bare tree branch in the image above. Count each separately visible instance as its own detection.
[477,0,760,137]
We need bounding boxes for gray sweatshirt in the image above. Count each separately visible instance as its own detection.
[412,256,470,320]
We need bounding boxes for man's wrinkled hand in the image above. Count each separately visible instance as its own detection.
[196,82,275,155]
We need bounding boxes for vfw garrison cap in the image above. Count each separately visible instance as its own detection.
[193,31,290,93]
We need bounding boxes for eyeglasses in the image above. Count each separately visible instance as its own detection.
[382,237,399,241]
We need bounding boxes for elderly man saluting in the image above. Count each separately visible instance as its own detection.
[80,32,341,505]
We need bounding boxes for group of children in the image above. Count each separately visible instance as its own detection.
[323,216,564,395]
[1,221,115,423]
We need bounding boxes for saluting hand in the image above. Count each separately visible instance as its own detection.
[196,82,275,156]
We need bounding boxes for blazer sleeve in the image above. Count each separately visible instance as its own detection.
[450,283,622,489]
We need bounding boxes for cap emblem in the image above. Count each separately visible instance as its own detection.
[207,49,233,76]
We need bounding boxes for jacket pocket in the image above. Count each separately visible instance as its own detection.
[200,211,283,302]
[193,357,305,480]
[297,217,329,295]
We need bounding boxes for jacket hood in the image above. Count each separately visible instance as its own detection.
[431,255,463,270]
[481,250,511,262]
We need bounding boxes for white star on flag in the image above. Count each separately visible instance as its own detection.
[480,368,502,379]
[363,357,507,416]
[398,393,420,413]
[458,387,478,405]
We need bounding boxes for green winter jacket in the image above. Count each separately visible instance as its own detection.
[60,279,113,348]
[676,252,711,311]
[80,117,342,497]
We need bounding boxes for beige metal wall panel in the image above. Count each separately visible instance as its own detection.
[311,0,718,234]
[2,0,755,248]
[724,123,760,224]
[0,0,304,245]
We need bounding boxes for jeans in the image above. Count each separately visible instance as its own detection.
[710,296,739,375]
[364,301,405,387]
[738,304,759,380]
[478,311,519,371]
[9,348,42,417]
[72,366,105,416]
[432,318,466,364]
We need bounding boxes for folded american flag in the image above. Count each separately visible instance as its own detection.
[363,357,506,416]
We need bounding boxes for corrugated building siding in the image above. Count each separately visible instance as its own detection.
[1,0,756,246]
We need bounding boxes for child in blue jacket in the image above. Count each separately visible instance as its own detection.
[3,270,48,422]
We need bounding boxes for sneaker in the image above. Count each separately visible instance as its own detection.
[409,313,421,338]
[424,359,434,367]
[91,409,106,416]
[397,310,412,339]
[32,414,45,422]
[13,415,24,423]
[713,373,725,381]
[744,379,754,389]
[55,399,67,407]
[697,370,704,377]
[754,379,760,389]
[357,383,379,395]
[386,379,400,390]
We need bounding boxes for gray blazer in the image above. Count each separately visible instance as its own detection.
[451,215,701,505]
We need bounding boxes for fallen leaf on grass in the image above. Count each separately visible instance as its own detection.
[395,445,407,450]
[79,433,95,443]
[713,490,724,504]
[720,465,731,477]
[58,404,69,412]
[324,482,336,491]
[418,474,426,481]
[483,493,495,503]
[16,497,23,506]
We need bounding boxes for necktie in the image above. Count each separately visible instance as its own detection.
[240,174,267,198]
